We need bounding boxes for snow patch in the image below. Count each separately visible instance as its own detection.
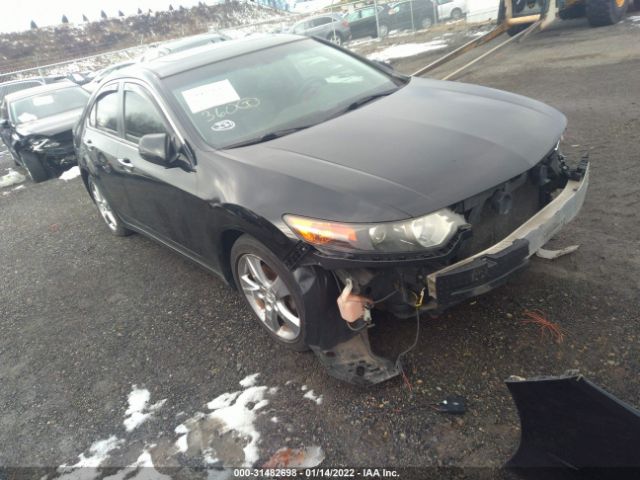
[206,390,241,410]
[303,390,323,405]
[368,40,448,61]
[239,372,260,388]
[123,386,166,432]
[57,436,123,479]
[59,166,81,181]
[175,381,275,466]
[103,447,172,480]
[0,169,26,189]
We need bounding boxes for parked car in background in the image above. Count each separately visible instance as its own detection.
[138,32,229,62]
[83,61,136,93]
[388,0,436,30]
[290,13,351,45]
[0,78,47,106]
[74,35,588,385]
[0,81,89,182]
[436,0,467,20]
[345,5,392,39]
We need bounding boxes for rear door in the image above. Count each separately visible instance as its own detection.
[352,7,378,38]
[117,82,201,254]
[82,83,136,220]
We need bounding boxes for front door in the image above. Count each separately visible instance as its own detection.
[116,82,201,255]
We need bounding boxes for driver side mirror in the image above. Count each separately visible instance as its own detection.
[0,117,9,129]
[138,133,176,167]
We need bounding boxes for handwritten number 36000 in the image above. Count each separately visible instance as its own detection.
[202,98,261,123]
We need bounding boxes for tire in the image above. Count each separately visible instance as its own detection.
[559,3,586,19]
[514,0,527,13]
[377,23,389,38]
[20,152,50,183]
[88,176,132,237]
[420,16,433,29]
[507,23,531,36]
[586,0,629,26]
[231,234,309,351]
[328,32,342,46]
[450,8,463,20]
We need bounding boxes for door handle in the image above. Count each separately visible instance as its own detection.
[117,158,134,169]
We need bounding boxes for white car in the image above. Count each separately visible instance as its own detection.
[436,0,467,20]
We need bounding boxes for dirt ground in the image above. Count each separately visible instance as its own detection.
[0,13,639,480]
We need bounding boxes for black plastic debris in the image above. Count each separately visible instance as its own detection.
[436,395,467,414]
[506,373,640,480]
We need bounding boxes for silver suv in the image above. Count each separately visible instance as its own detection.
[290,13,352,46]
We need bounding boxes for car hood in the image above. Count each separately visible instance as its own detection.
[227,77,566,223]
[15,108,84,138]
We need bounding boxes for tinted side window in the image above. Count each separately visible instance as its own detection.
[95,91,119,133]
[360,7,377,18]
[313,17,333,27]
[123,85,167,142]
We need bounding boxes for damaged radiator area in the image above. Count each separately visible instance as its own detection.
[303,150,587,385]
[333,148,574,320]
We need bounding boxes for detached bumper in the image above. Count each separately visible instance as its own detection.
[427,163,590,308]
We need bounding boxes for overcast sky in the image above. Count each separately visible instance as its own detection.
[0,0,212,33]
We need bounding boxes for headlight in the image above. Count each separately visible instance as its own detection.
[283,209,468,253]
[29,138,61,151]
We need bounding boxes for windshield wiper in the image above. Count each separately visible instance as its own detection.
[224,125,313,149]
[341,88,399,114]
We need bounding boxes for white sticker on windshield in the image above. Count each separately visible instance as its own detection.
[181,80,240,114]
[18,113,38,122]
[32,95,54,106]
[211,119,236,132]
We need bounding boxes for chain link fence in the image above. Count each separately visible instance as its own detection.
[0,0,500,83]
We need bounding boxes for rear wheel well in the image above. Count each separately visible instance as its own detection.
[221,229,244,288]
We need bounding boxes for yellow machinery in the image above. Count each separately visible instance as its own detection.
[501,0,637,35]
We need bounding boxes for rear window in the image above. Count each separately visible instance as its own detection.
[10,86,89,124]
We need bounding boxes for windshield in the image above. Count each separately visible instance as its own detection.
[10,86,89,124]
[166,39,403,149]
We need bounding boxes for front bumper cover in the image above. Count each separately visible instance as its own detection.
[427,162,589,309]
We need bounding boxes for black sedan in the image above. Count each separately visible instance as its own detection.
[0,82,89,182]
[74,36,589,385]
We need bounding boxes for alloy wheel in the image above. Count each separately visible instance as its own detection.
[237,253,301,342]
[90,180,118,232]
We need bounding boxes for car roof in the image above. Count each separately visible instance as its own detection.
[4,80,78,103]
[130,35,306,79]
[158,32,228,52]
[0,77,45,87]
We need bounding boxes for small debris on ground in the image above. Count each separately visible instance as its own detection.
[262,446,325,469]
[521,310,566,344]
[536,245,580,260]
[436,395,467,415]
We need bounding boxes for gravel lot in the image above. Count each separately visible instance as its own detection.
[1,15,639,478]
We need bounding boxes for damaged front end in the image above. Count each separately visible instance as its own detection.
[18,130,77,172]
[294,149,589,385]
